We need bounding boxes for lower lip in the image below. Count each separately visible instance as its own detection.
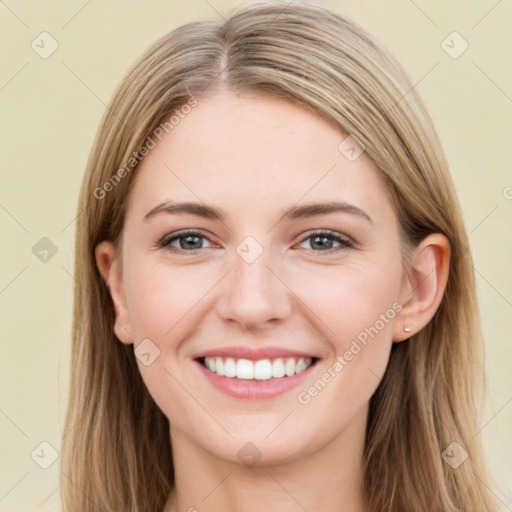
[194,359,318,399]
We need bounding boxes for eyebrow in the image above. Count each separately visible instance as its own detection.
[143,200,372,224]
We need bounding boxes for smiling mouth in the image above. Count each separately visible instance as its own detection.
[197,356,318,380]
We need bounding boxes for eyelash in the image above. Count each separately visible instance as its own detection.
[158,229,354,255]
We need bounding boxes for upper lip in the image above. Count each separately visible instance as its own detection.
[193,346,318,361]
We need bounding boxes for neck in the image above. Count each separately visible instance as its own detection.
[163,405,368,512]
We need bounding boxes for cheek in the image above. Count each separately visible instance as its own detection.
[124,259,218,341]
[287,257,403,351]
[289,256,402,431]
[122,261,220,429]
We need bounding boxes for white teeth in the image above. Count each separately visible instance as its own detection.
[215,356,224,376]
[284,358,296,377]
[202,356,313,380]
[224,357,237,378]
[295,358,307,374]
[236,359,254,379]
[254,359,272,380]
[272,358,286,378]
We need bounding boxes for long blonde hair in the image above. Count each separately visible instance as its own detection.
[61,2,502,510]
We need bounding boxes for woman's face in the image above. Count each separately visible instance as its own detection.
[101,91,409,466]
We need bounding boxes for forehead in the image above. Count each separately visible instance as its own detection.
[126,91,394,224]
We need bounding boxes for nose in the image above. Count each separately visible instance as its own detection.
[216,243,292,332]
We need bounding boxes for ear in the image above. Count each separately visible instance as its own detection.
[95,241,133,344]
[393,233,451,342]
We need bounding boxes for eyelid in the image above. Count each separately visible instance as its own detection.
[159,228,355,255]
[295,229,354,252]
[159,229,217,251]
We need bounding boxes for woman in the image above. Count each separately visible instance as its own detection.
[61,2,503,510]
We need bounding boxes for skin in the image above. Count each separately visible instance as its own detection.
[96,90,450,512]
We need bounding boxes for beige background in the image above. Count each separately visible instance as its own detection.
[0,0,510,509]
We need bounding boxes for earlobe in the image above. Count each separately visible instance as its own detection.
[393,233,451,342]
[95,241,133,345]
